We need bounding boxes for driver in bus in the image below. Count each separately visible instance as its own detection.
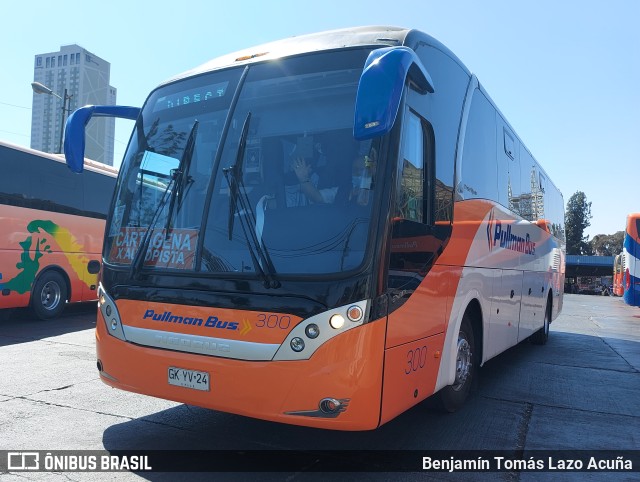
[288,134,376,207]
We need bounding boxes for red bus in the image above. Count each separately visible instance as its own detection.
[64,27,565,429]
[0,141,116,319]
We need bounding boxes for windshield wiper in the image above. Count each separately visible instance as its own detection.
[165,120,199,236]
[130,121,199,279]
[223,112,280,289]
[129,172,176,279]
[225,113,250,241]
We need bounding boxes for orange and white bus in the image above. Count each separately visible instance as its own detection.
[613,253,624,297]
[64,26,565,430]
[0,141,116,319]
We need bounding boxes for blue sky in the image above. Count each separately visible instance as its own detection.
[1,0,637,238]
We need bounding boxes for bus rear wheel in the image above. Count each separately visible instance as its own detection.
[32,271,67,320]
[531,298,551,345]
[438,314,476,413]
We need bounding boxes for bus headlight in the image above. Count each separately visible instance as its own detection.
[273,300,369,361]
[98,283,127,342]
[329,314,345,329]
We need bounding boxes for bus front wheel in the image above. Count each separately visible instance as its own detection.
[31,271,67,320]
[438,314,476,412]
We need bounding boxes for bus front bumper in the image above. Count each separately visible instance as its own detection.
[95,311,386,431]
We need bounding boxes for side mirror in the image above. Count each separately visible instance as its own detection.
[64,105,141,173]
[353,46,434,140]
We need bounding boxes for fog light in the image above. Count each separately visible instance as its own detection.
[111,319,118,331]
[329,314,345,329]
[347,305,363,322]
[305,324,320,339]
[290,337,305,352]
[319,398,341,414]
[105,305,112,317]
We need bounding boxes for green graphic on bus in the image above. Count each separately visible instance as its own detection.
[0,220,90,295]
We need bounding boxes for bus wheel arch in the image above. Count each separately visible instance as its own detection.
[438,300,482,412]
[30,268,70,320]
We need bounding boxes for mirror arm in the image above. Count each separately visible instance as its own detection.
[64,105,140,173]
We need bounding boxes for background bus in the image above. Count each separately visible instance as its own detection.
[0,141,117,319]
[613,253,624,296]
[622,213,640,306]
[64,26,565,430]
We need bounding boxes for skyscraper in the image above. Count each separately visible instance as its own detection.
[31,45,116,165]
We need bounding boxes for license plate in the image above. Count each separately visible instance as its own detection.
[168,367,210,391]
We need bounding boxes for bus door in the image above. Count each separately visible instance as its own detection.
[380,105,449,422]
[385,107,445,342]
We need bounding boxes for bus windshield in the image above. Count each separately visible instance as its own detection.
[106,48,380,277]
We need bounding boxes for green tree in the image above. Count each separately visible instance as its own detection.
[591,231,624,256]
[565,191,592,255]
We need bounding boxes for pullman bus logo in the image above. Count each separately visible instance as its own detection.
[486,209,536,255]
[143,309,240,331]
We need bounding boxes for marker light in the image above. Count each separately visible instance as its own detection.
[347,305,363,322]
[305,324,320,339]
[290,337,305,352]
[329,314,345,329]
[235,52,268,62]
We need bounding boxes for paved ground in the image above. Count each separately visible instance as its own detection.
[0,294,638,481]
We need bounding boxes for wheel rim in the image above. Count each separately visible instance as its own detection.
[40,281,62,311]
[452,334,472,391]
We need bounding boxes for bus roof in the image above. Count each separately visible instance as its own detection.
[164,26,416,85]
[0,139,117,178]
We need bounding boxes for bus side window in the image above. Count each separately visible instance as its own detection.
[395,109,430,224]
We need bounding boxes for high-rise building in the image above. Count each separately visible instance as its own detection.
[31,45,116,165]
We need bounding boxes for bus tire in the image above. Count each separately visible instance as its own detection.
[531,298,551,345]
[438,314,476,413]
[31,271,67,320]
